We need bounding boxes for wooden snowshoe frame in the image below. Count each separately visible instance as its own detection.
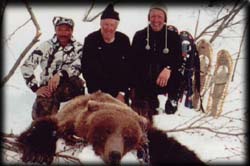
[192,39,213,109]
[206,49,233,118]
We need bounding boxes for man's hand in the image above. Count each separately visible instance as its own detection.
[116,92,125,103]
[156,68,171,87]
[35,86,52,97]
[48,74,60,93]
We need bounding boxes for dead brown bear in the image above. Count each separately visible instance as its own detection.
[17,91,206,165]
[18,91,148,165]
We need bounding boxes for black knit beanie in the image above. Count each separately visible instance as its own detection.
[101,4,120,21]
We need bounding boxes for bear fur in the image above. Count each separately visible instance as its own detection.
[18,91,148,165]
[18,91,206,165]
[147,127,206,165]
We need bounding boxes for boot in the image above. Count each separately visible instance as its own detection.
[184,96,193,108]
[165,98,178,114]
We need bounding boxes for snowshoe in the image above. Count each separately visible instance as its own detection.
[206,49,233,117]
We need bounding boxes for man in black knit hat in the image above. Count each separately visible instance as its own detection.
[81,4,131,103]
[131,4,182,115]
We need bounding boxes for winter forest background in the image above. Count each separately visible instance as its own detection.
[1,0,248,165]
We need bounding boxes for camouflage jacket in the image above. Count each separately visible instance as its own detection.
[21,35,83,92]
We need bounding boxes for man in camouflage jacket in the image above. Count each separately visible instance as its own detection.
[21,16,84,120]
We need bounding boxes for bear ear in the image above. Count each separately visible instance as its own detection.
[87,100,101,112]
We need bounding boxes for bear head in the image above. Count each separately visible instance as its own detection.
[75,100,148,165]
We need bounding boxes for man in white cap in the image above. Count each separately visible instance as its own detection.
[21,16,84,120]
[81,4,131,103]
[131,4,182,116]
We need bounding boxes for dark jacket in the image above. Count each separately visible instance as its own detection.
[81,30,131,97]
[131,25,182,95]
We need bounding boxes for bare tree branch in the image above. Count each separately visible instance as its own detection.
[1,0,42,87]
[209,1,246,43]
[165,126,245,136]
[4,18,32,42]
[55,154,81,163]
[194,9,200,38]
[82,0,96,22]
[228,18,247,27]
[161,106,245,137]
[82,0,121,22]
[0,0,8,24]
[195,10,232,41]
[231,21,247,81]
[195,1,246,42]
[83,10,103,22]
[216,3,226,19]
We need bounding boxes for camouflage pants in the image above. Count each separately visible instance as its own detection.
[32,76,85,120]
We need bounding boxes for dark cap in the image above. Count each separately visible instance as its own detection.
[53,16,74,28]
[101,4,120,21]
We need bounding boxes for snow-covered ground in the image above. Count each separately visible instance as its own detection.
[2,2,246,165]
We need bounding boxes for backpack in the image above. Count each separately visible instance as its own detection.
[179,31,200,109]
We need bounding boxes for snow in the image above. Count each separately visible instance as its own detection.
[2,2,246,165]
[78,145,140,165]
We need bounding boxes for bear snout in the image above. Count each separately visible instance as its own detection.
[104,134,124,164]
[109,150,122,165]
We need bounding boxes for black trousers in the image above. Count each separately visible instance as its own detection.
[135,71,182,107]
[131,71,182,119]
